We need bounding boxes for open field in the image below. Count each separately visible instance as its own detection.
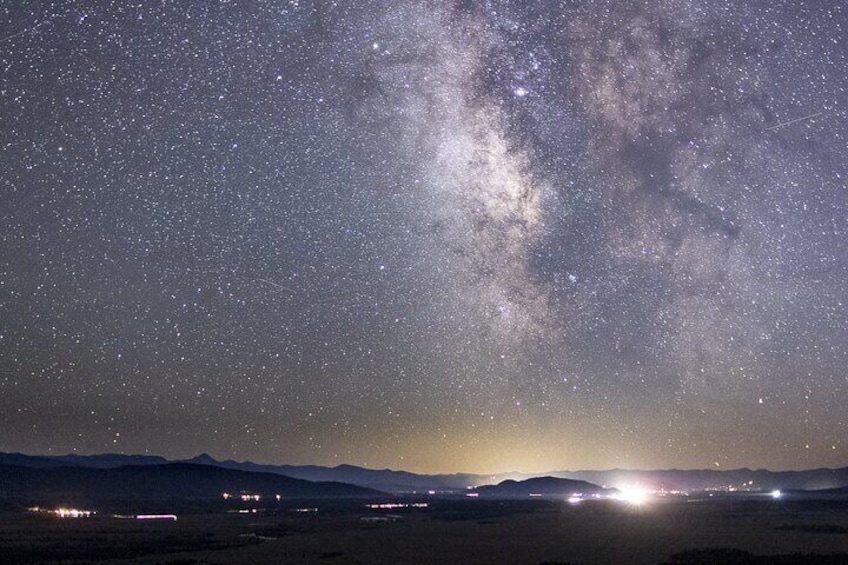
[1,497,847,564]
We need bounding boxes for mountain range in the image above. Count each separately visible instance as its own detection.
[2,452,847,494]
[0,460,379,509]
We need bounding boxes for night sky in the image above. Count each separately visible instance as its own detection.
[2,1,846,474]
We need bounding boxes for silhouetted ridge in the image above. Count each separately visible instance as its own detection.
[185,453,219,465]
[475,476,613,498]
[0,462,380,504]
[3,453,848,494]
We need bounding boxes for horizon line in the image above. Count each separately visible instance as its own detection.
[2,450,846,476]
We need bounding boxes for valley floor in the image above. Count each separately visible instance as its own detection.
[2,497,848,564]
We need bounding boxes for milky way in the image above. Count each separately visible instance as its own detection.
[1,1,846,473]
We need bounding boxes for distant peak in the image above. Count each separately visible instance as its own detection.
[334,464,365,471]
[188,453,219,465]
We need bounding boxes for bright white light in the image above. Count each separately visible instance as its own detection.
[567,496,582,505]
[513,86,529,98]
[615,487,649,505]
[771,489,782,499]
[53,508,93,518]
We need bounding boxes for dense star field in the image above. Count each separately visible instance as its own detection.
[1,1,846,474]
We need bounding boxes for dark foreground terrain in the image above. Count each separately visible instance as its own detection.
[1,497,847,565]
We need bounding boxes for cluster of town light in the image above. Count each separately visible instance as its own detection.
[30,507,182,521]
[54,507,93,518]
[365,502,429,510]
[222,492,281,501]
[564,490,649,506]
[29,507,94,518]
[29,486,783,525]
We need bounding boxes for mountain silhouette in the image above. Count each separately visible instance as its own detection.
[0,462,379,505]
[475,476,614,498]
